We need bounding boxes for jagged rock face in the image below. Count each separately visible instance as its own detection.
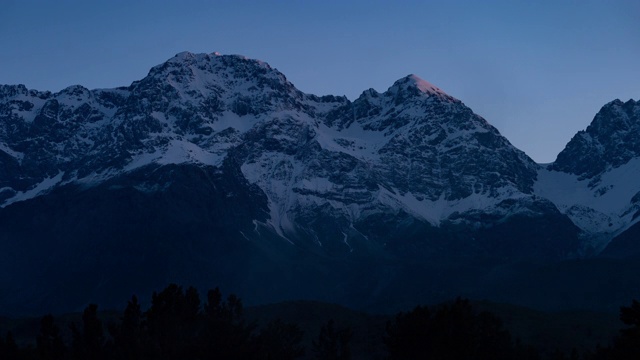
[353,76,537,201]
[0,52,589,315]
[0,52,542,229]
[534,99,640,253]
[234,73,544,249]
[0,52,310,197]
[551,99,640,180]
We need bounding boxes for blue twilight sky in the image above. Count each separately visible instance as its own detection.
[1,0,638,163]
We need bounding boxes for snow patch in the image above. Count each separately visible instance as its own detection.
[0,143,24,162]
[535,158,640,238]
[375,185,527,226]
[406,74,449,97]
[342,232,353,252]
[157,140,224,166]
[121,140,225,174]
[266,199,295,244]
[2,172,64,207]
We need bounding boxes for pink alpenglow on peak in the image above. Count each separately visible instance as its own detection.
[389,74,455,102]
[406,74,447,95]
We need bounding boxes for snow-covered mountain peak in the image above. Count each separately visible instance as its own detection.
[172,50,197,59]
[154,51,279,78]
[360,88,380,98]
[551,98,640,179]
[535,98,640,250]
[1,50,634,257]
[387,74,455,102]
[0,84,50,100]
[0,84,28,98]
[136,51,301,106]
[56,85,91,100]
[3,51,640,316]
[404,74,444,93]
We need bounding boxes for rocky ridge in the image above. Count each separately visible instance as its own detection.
[0,52,552,239]
[1,51,639,315]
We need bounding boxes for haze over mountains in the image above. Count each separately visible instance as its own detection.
[0,52,639,316]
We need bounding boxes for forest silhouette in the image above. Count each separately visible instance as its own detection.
[1,284,638,359]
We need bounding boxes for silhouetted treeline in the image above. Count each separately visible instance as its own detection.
[384,298,539,360]
[0,284,306,360]
[587,299,640,360]
[1,285,639,359]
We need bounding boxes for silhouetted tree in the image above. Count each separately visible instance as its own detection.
[312,319,353,360]
[109,295,146,360]
[254,319,305,360]
[144,284,202,359]
[384,298,535,360]
[620,300,640,335]
[71,304,106,360]
[607,299,640,359]
[384,304,432,359]
[1,331,20,360]
[199,287,254,359]
[36,314,66,360]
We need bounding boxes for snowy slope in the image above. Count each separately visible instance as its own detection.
[0,51,634,256]
[3,51,640,319]
[235,70,541,239]
[0,52,540,232]
[535,99,640,251]
[535,162,640,251]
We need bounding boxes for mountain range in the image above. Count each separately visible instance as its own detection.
[1,52,639,316]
